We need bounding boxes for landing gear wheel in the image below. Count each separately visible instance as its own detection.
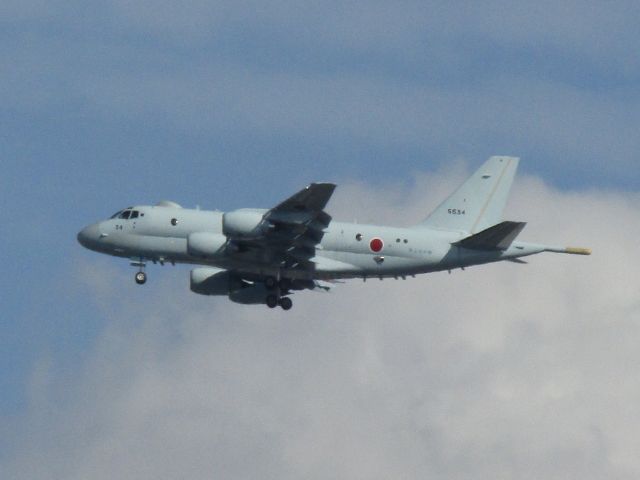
[265,277,277,289]
[279,297,293,311]
[266,294,279,308]
[135,271,147,285]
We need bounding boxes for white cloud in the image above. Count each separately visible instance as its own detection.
[4,169,639,479]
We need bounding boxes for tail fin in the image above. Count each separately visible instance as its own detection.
[416,156,519,233]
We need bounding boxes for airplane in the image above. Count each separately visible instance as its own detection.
[77,156,590,310]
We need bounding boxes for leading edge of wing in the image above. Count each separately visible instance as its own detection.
[272,183,336,213]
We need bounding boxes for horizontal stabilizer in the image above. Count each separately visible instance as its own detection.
[455,221,526,250]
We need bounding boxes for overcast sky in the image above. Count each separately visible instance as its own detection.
[1,2,639,479]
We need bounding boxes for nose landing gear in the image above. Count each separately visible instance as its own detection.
[131,259,147,285]
[135,271,147,285]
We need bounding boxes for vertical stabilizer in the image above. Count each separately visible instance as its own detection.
[416,156,519,233]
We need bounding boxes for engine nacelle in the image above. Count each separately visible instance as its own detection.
[222,209,266,239]
[187,232,227,258]
[228,283,270,305]
[191,268,270,304]
[190,267,242,296]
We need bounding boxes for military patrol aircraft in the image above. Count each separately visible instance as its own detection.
[77,156,590,310]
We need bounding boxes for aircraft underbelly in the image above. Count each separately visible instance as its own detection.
[116,233,517,281]
[317,251,431,276]
[127,235,188,259]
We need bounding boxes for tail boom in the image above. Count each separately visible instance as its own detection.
[546,246,592,255]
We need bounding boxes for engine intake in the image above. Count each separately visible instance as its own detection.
[187,232,227,258]
[222,209,266,239]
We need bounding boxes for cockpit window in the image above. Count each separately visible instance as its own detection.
[110,208,138,220]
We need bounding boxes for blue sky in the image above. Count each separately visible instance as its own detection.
[2,2,639,477]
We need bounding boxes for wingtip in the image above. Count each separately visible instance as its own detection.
[308,182,337,189]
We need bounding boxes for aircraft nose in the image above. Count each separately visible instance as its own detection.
[77,223,100,248]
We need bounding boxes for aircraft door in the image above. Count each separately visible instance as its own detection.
[130,209,139,231]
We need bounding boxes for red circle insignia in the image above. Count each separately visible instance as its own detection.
[369,237,384,253]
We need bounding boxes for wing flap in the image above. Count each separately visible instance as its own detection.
[455,221,526,250]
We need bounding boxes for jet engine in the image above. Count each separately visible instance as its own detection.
[187,233,227,258]
[222,209,266,239]
[228,283,270,304]
[190,267,243,295]
[190,267,269,304]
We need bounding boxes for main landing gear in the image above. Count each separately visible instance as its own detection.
[266,294,293,310]
[264,276,293,310]
[279,296,293,310]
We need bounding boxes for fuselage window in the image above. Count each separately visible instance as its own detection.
[355,233,362,241]
[131,211,139,219]
[171,218,178,226]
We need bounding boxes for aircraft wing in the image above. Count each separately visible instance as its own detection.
[270,182,336,213]
[250,183,336,269]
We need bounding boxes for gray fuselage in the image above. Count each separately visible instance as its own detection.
[78,204,548,280]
